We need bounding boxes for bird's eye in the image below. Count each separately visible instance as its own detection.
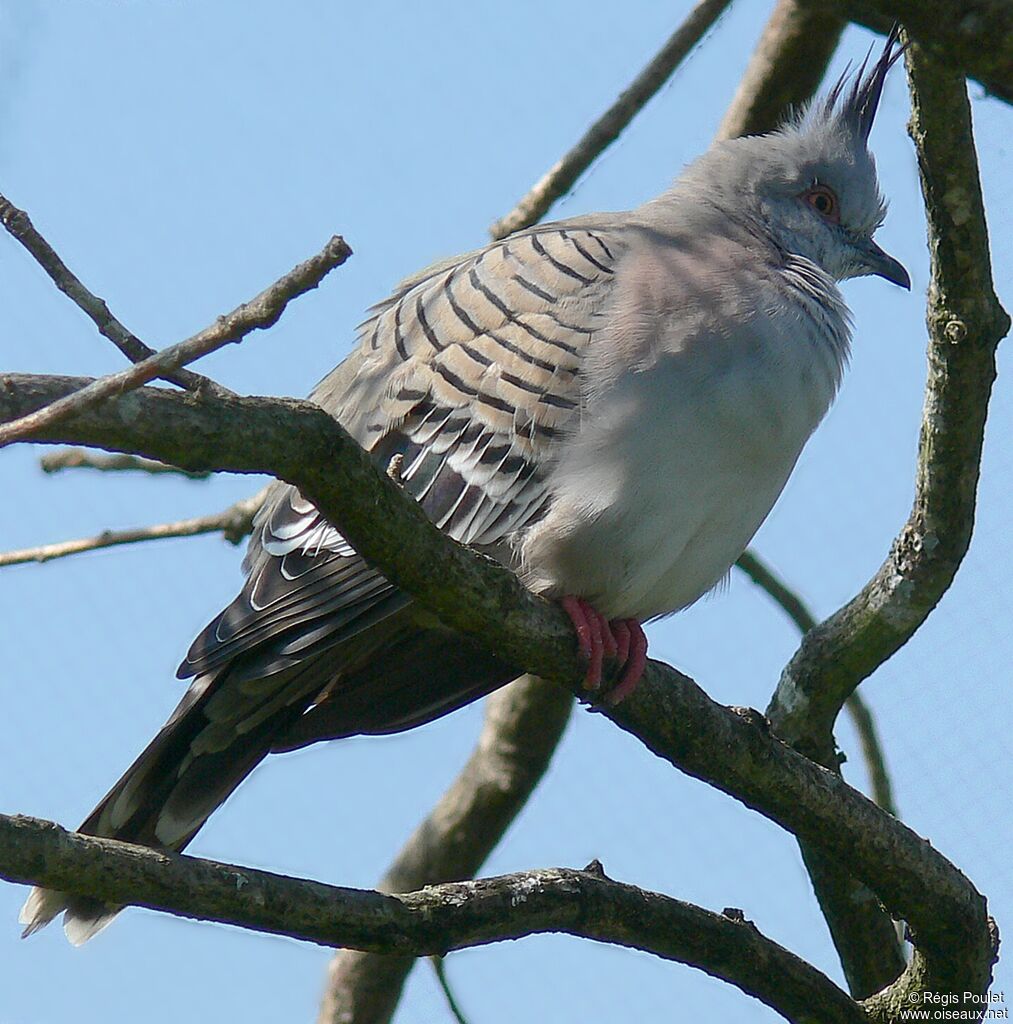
[802,185,840,224]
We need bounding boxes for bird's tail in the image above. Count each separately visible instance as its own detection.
[20,626,518,944]
[19,664,311,944]
[19,886,119,946]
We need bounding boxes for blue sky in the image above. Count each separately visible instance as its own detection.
[1,3,1010,1022]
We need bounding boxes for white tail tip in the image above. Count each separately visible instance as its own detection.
[19,886,66,937]
[20,886,120,944]
[64,907,119,946]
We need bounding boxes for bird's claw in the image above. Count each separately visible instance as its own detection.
[560,595,648,705]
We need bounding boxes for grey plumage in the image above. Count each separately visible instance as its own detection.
[21,29,908,944]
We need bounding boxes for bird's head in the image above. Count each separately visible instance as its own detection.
[680,27,910,289]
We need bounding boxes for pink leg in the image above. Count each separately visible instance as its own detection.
[581,600,605,690]
[561,596,610,690]
[584,598,617,660]
[561,595,592,661]
[604,619,648,705]
[611,619,631,666]
[560,597,648,703]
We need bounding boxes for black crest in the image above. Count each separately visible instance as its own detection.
[824,24,905,140]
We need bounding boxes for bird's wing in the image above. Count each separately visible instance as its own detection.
[179,222,625,684]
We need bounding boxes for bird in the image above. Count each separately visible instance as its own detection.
[21,29,909,944]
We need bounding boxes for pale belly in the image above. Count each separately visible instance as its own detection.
[519,343,836,620]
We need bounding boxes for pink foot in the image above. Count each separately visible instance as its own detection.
[560,596,648,705]
[606,619,647,706]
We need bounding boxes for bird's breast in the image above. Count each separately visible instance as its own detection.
[518,312,842,620]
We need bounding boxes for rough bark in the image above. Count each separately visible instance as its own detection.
[318,677,573,1024]
[0,814,872,1024]
[809,0,1013,103]
[0,371,994,1013]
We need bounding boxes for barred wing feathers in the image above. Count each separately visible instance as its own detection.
[181,224,622,692]
[21,220,625,944]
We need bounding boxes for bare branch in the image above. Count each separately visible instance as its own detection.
[739,552,906,996]
[39,448,212,477]
[754,30,1009,1008]
[318,677,573,1024]
[0,814,870,1024]
[0,235,352,448]
[0,488,267,569]
[736,550,818,636]
[844,689,896,818]
[0,373,992,1006]
[716,0,846,141]
[768,36,1010,761]
[488,0,732,240]
[430,958,472,1024]
[0,192,221,394]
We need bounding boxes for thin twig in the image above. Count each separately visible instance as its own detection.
[0,192,220,394]
[843,690,896,819]
[488,0,732,240]
[0,235,352,449]
[735,550,897,817]
[40,448,212,478]
[0,489,267,568]
[736,550,817,634]
[430,958,471,1024]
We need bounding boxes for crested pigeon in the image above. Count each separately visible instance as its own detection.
[21,29,909,943]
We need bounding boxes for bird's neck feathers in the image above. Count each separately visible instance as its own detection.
[638,142,853,381]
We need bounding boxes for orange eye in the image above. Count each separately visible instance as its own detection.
[802,184,840,224]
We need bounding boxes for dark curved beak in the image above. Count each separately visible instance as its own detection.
[860,238,910,290]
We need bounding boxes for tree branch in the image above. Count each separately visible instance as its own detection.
[0,373,992,1007]
[746,547,908,999]
[0,235,352,448]
[768,34,1010,766]
[807,0,1013,105]
[757,28,1008,1007]
[716,0,847,141]
[0,813,869,1024]
[318,676,573,1024]
[0,488,268,568]
[39,448,213,477]
[859,32,1011,1014]
[488,0,732,240]
[0,192,222,395]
